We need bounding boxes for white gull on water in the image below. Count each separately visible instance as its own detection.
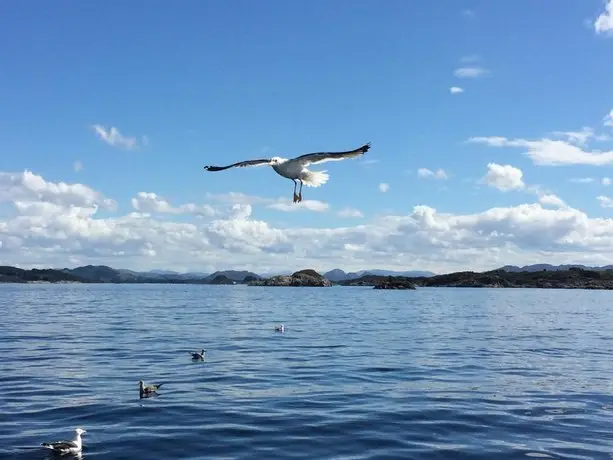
[139,380,163,398]
[41,428,86,454]
[203,143,371,203]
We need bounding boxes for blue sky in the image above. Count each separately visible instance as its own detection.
[1,1,613,273]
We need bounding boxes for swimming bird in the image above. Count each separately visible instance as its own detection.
[41,428,86,455]
[139,380,163,398]
[204,143,371,203]
[275,324,285,333]
[190,349,206,360]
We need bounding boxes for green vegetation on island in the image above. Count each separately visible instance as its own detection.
[2,264,613,290]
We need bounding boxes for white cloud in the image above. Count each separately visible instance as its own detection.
[454,67,488,78]
[0,170,116,210]
[449,86,464,94]
[131,192,216,217]
[418,168,448,180]
[482,163,525,191]
[603,177,612,186]
[7,170,613,273]
[338,207,364,218]
[73,161,83,172]
[469,136,613,166]
[598,196,613,208]
[378,183,390,193]
[469,109,613,166]
[551,127,595,146]
[539,194,567,209]
[595,0,613,35]
[604,110,613,127]
[571,177,595,184]
[267,199,329,213]
[205,192,329,213]
[92,124,142,150]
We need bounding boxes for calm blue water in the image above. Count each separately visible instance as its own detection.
[1,284,613,459]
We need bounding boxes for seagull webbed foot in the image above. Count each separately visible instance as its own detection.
[297,192,302,203]
[293,193,299,203]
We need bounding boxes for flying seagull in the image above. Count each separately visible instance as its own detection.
[204,143,371,203]
[139,380,163,398]
[41,428,86,455]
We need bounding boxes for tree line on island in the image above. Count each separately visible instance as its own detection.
[2,263,613,290]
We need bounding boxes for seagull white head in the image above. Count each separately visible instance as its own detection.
[270,156,285,165]
[75,428,86,436]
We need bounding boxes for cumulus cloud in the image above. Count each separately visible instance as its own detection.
[205,192,329,213]
[454,67,488,78]
[267,199,329,213]
[603,177,612,186]
[92,124,143,150]
[418,168,448,180]
[469,109,613,166]
[595,0,613,35]
[482,163,525,191]
[338,207,364,218]
[598,196,613,208]
[539,194,567,209]
[449,87,464,94]
[131,192,216,217]
[378,183,390,193]
[6,170,613,274]
[0,170,116,210]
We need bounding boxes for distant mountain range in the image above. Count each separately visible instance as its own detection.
[0,265,262,284]
[498,263,613,272]
[323,268,436,282]
[3,263,613,285]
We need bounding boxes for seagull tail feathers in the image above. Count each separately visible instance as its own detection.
[302,170,329,187]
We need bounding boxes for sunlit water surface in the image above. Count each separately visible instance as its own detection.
[1,284,613,459]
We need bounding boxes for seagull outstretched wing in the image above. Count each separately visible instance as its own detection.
[291,143,371,166]
[203,158,273,172]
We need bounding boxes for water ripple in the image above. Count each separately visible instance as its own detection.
[1,284,613,459]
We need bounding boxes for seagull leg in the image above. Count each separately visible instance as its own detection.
[292,180,299,203]
[298,180,303,202]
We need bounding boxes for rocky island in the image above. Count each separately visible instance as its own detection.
[339,267,613,290]
[3,264,613,290]
[373,276,417,290]
[248,269,332,287]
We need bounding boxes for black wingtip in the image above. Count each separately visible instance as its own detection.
[362,142,371,152]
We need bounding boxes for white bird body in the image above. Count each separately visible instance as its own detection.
[41,428,86,455]
[139,380,163,397]
[204,143,370,202]
[272,159,329,187]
